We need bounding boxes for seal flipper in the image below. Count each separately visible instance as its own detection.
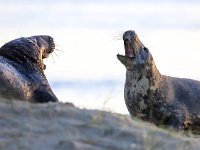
[32,89,58,103]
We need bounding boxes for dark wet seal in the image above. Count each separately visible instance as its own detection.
[0,35,58,103]
[117,30,200,135]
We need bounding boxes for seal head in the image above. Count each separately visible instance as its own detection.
[0,35,55,71]
[117,30,152,70]
[0,35,58,103]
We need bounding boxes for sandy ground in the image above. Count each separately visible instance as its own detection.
[0,100,199,150]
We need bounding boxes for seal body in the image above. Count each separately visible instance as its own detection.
[0,35,58,103]
[117,30,200,134]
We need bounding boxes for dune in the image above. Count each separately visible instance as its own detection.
[0,100,199,150]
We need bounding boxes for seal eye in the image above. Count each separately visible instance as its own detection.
[27,38,38,49]
[144,47,148,52]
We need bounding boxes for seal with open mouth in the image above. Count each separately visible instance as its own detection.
[0,35,58,103]
[117,30,200,134]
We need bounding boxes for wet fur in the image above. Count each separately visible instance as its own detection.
[0,36,58,103]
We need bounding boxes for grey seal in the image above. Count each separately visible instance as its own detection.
[117,30,200,134]
[0,35,58,103]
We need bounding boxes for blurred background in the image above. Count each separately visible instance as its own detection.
[0,0,200,114]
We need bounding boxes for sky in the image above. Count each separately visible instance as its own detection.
[0,0,200,114]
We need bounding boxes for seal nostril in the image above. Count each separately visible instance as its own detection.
[49,37,54,44]
[49,37,55,52]
[144,47,148,52]
[52,43,55,51]
[49,37,53,41]
[124,39,131,45]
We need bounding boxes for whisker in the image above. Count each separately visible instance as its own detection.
[113,36,122,40]
[51,53,55,63]
[55,44,62,47]
[55,48,63,52]
[53,51,59,57]
[113,32,123,40]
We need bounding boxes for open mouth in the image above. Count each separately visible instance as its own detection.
[42,50,52,59]
[124,39,135,58]
[42,38,55,59]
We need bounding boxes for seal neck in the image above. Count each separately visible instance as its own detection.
[148,61,162,86]
[126,60,162,88]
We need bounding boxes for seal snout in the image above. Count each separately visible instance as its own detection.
[123,30,136,41]
[41,36,55,59]
[49,37,55,53]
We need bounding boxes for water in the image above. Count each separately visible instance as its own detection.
[0,0,200,114]
[51,79,128,114]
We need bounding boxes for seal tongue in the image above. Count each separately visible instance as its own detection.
[124,40,134,58]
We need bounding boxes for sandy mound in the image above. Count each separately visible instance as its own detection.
[0,100,199,150]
